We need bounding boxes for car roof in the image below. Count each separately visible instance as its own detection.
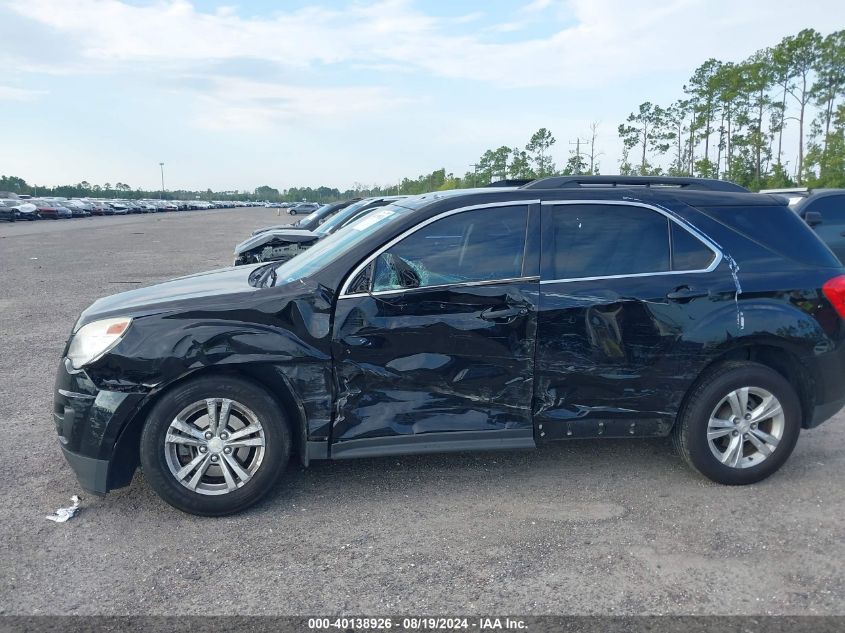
[792,188,845,204]
[392,184,784,216]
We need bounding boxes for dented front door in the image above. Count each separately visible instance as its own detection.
[330,203,540,449]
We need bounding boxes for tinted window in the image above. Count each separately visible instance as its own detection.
[671,223,715,270]
[697,204,841,269]
[805,195,845,221]
[372,206,528,292]
[545,204,669,279]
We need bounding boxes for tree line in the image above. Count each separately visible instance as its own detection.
[616,28,844,189]
[3,28,842,202]
[364,27,844,195]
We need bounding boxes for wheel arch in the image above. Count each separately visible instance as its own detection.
[677,340,815,431]
[108,363,310,491]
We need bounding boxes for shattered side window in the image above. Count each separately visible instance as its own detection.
[372,205,528,292]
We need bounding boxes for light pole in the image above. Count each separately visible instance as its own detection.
[159,162,165,200]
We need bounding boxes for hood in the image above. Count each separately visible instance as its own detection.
[251,223,310,236]
[77,264,268,328]
[234,229,319,255]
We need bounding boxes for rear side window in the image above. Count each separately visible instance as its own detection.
[805,195,845,221]
[697,204,841,269]
[544,204,670,279]
[671,223,715,270]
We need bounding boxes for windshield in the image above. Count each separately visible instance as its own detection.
[277,203,409,284]
[315,199,388,236]
[297,205,329,227]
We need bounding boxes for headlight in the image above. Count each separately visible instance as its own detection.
[67,317,132,369]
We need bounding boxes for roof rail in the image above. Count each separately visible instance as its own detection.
[521,175,749,193]
[485,179,535,188]
[759,187,809,194]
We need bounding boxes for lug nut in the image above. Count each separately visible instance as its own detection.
[751,423,757,429]
[199,446,207,454]
[220,432,229,440]
[732,430,739,436]
[744,413,751,420]
[223,446,232,454]
[210,455,219,462]
[204,431,213,440]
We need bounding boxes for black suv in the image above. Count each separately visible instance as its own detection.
[249,199,361,236]
[54,176,845,516]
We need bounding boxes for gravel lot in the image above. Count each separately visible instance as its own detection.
[0,208,843,616]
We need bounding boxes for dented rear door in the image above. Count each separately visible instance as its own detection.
[534,200,729,439]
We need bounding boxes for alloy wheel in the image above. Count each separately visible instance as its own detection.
[707,386,785,469]
[164,398,266,495]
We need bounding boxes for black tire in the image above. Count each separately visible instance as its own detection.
[673,361,801,485]
[140,375,291,516]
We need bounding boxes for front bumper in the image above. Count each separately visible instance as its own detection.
[60,445,110,495]
[54,358,148,493]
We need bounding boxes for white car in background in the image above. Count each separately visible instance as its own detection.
[109,201,129,215]
[0,199,39,220]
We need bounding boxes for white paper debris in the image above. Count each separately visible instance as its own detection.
[46,495,81,523]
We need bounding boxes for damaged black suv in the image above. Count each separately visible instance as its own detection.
[55,176,845,515]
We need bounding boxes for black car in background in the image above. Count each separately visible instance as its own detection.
[0,199,17,221]
[250,199,360,236]
[233,196,405,265]
[55,176,845,516]
[762,188,845,263]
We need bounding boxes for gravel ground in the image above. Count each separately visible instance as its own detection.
[0,208,843,616]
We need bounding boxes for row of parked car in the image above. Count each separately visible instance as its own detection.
[0,195,265,221]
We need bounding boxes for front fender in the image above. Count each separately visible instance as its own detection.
[84,293,336,449]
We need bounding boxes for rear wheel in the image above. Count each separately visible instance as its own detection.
[673,361,801,485]
[140,376,290,515]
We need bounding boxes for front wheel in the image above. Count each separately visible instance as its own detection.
[673,361,801,485]
[140,376,291,515]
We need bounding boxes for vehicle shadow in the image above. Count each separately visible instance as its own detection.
[100,436,702,519]
[254,435,688,511]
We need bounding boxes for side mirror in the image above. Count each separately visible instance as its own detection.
[804,211,823,227]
